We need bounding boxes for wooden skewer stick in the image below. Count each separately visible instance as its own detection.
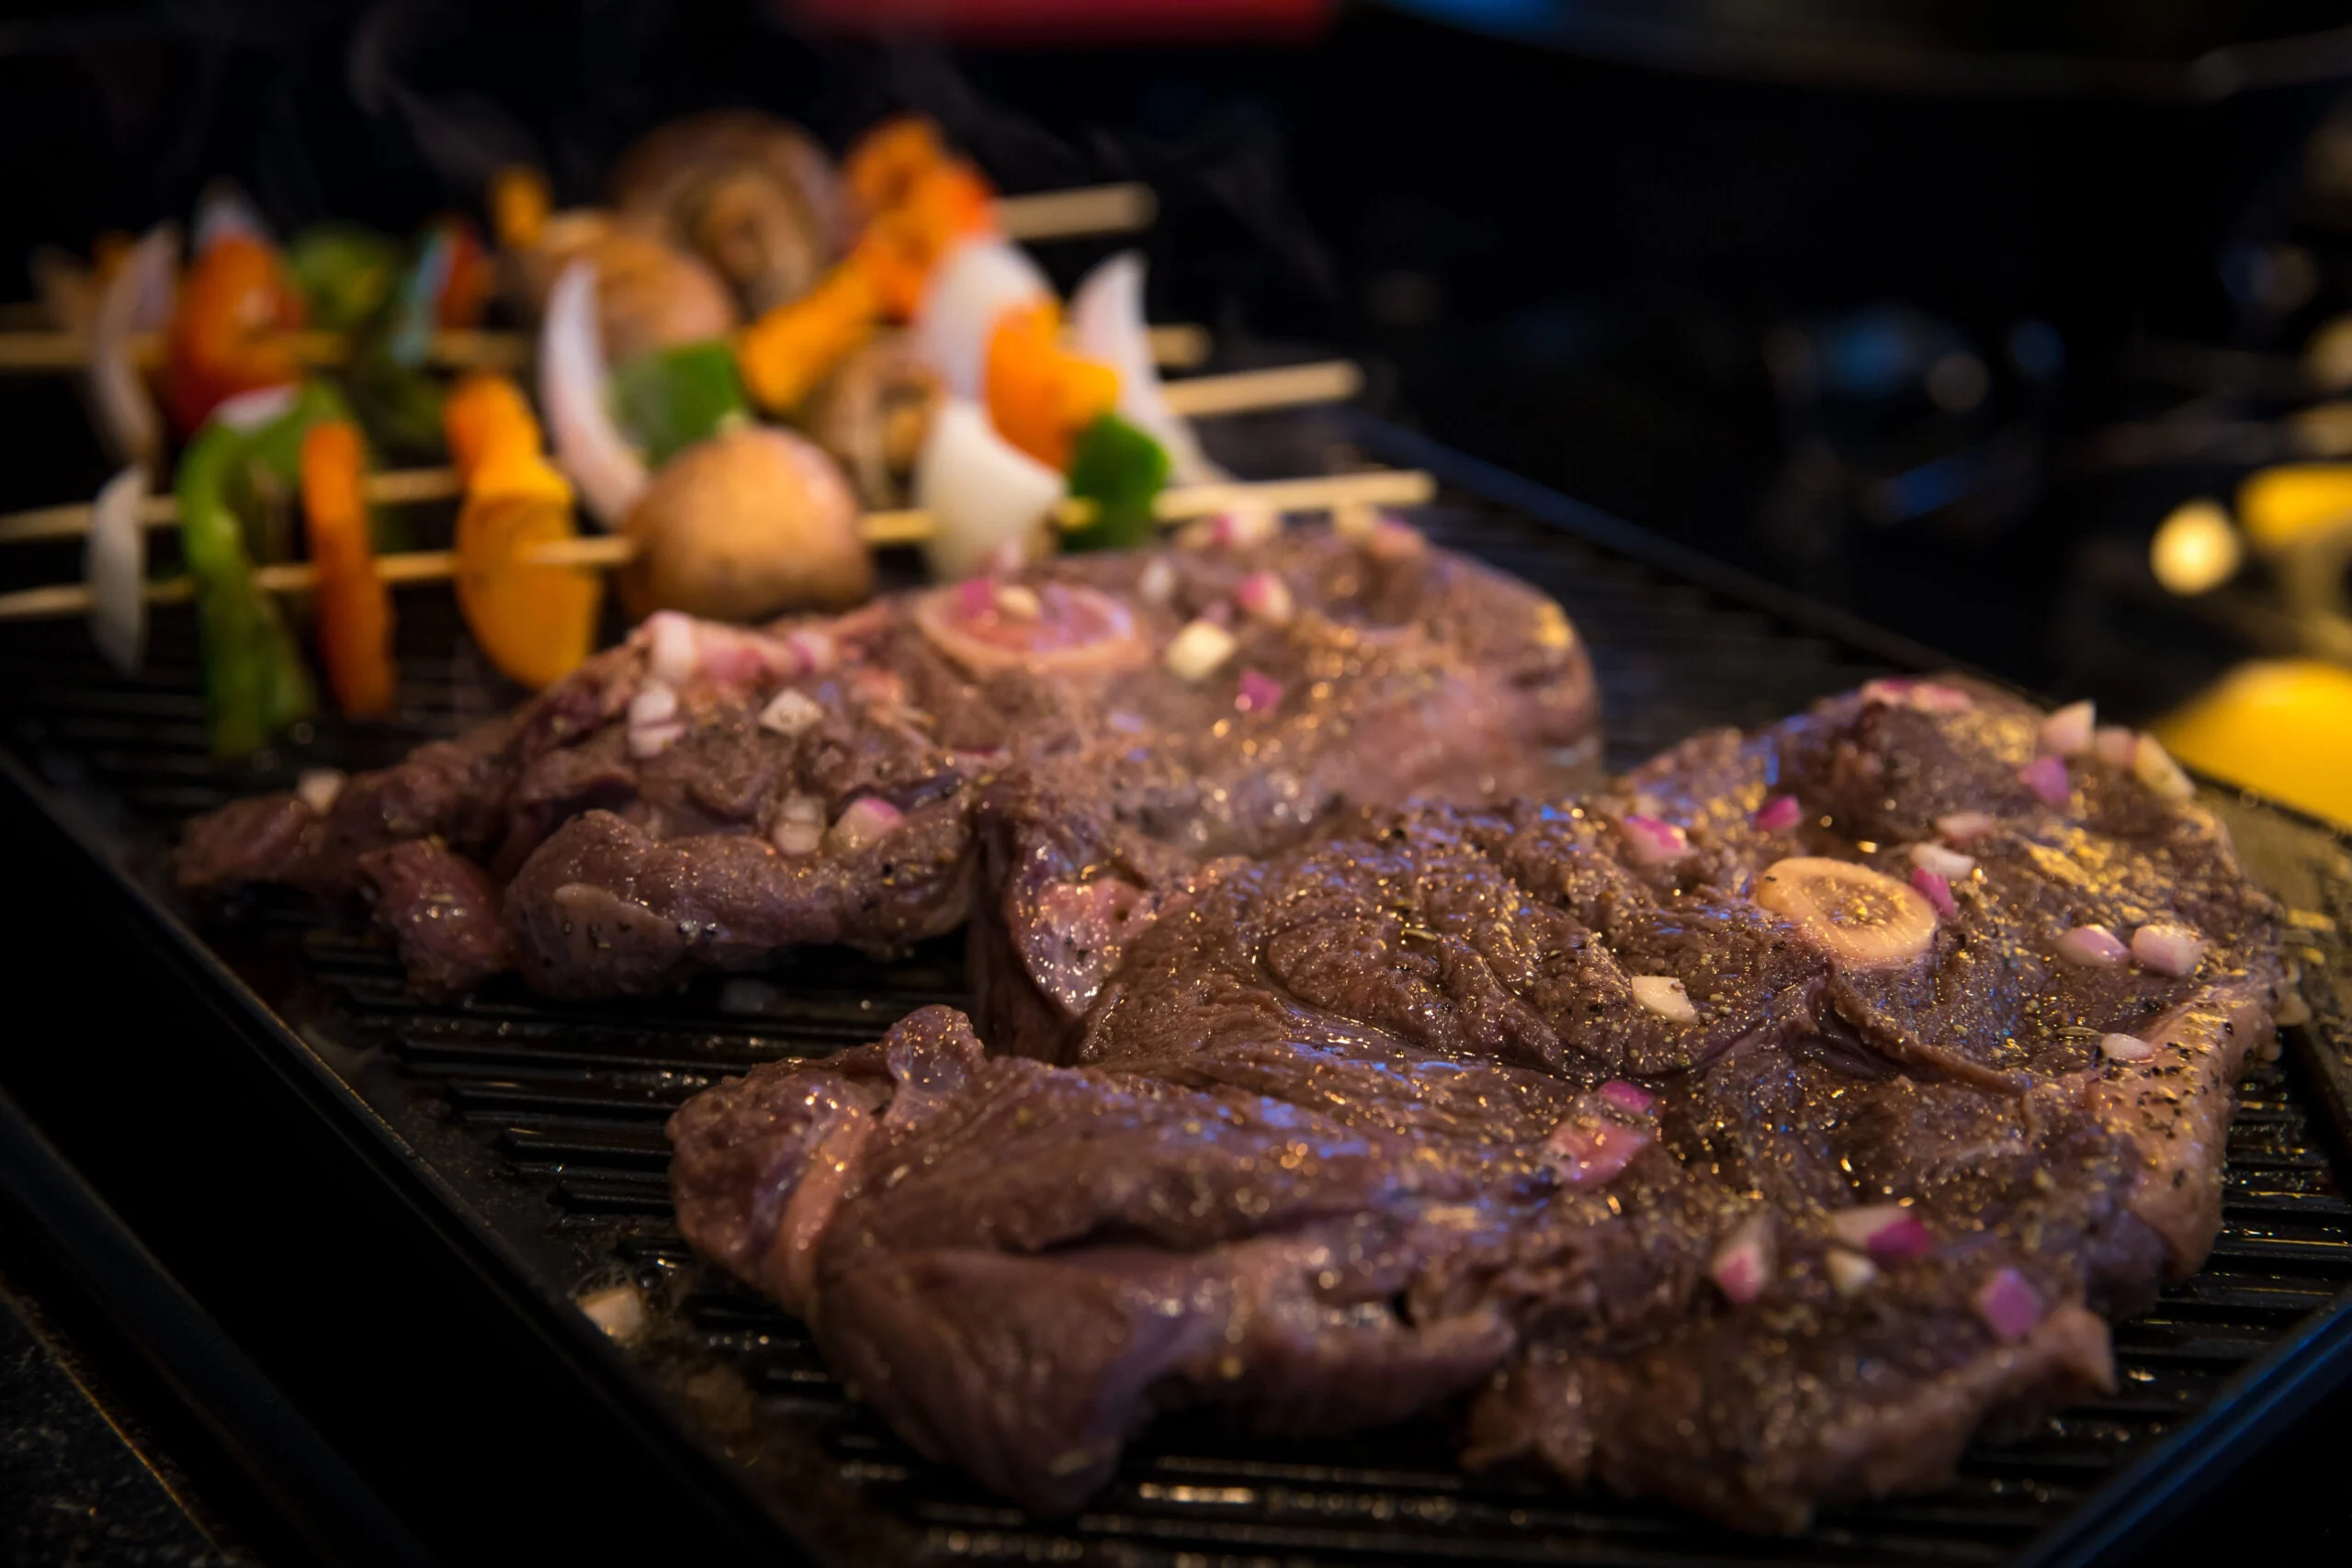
[0,360,1363,545]
[0,317,1211,377]
[996,182,1155,241]
[0,468,1433,622]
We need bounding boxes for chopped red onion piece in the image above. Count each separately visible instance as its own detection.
[1861,678,1973,713]
[1597,1079,1656,1117]
[296,769,345,816]
[1909,842,1975,880]
[1368,517,1426,561]
[628,719,685,760]
[1216,508,1278,548]
[1197,597,1234,628]
[1910,867,1955,920]
[2018,754,2070,807]
[1616,812,1690,867]
[695,626,798,684]
[1936,810,1996,844]
[2132,733,2196,803]
[1754,794,1803,833]
[628,682,678,728]
[1830,1203,1933,1262]
[2038,699,2096,758]
[1629,974,1698,1023]
[1136,557,1176,605]
[785,628,838,674]
[646,611,698,686]
[2093,725,2140,769]
[1826,1248,1878,1296]
[759,687,823,738]
[1235,669,1283,715]
[1164,618,1238,682]
[1234,570,1295,626]
[2131,921,2206,976]
[994,583,1043,621]
[1973,1267,2042,1344]
[825,795,904,854]
[2054,924,2129,967]
[771,819,824,856]
[2099,1032,2156,1062]
[577,1281,646,1343]
[1544,1116,1653,1187]
[1710,1215,1776,1304]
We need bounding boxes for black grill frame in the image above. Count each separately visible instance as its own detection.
[1,415,2346,1567]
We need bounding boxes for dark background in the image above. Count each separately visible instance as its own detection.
[1,2,2348,1563]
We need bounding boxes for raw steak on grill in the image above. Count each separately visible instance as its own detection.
[175,521,1599,997]
[667,678,2286,1529]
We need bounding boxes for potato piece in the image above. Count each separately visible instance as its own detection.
[620,426,871,622]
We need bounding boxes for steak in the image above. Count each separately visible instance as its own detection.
[667,678,2286,1529]
[176,521,1600,997]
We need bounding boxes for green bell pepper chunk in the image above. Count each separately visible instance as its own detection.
[175,380,349,756]
[338,228,453,469]
[1062,413,1171,552]
[609,342,750,467]
[286,225,401,333]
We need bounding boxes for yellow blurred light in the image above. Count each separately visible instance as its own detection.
[2154,659,2352,828]
[2150,499,2242,595]
[2236,464,2352,551]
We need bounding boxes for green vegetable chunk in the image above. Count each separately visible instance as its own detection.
[610,342,751,467]
[286,225,401,333]
[1062,413,1170,553]
[175,380,348,755]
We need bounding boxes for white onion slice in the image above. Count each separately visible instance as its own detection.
[88,226,177,469]
[913,237,1051,400]
[540,260,650,529]
[86,467,148,672]
[1068,252,1219,484]
[912,398,1063,581]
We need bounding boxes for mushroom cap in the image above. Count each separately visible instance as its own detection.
[610,110,844,314]
[619,425,872,623]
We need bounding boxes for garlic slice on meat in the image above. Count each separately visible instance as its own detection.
[1752,856,1938,967]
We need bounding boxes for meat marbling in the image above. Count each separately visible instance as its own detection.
[175,523,1599,996]
[668,678,2285,1529]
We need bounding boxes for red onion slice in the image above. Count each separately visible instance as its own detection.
[1753,857,1938,968]
[1235,668,1283,714]
[1860,678,1973,713]
[645,611,699,686]
[1753,794,1804,833]
[1543,1116,1653,1187]
[628,682,679,728]
[2018,754,2071,807]
[1235,570,1295,626]
[785,628,838,674]
[1910,867,1956,920]
[2130,922,2206,976]
[1628,974,1698,1023]
[628,719,685,760]
[2100,1032,2157,1062]
[825,795,904,854]
[1972,1267,2043,1344]
[2054,924,2129,967]
[2039,699,2095,758]
[1597,1079,1656,1116]
[1615,812,1690,867]
[1710,1215,1776,1304]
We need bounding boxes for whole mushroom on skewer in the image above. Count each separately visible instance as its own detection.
[609,110,845,316]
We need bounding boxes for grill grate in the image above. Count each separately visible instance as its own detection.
[1,457,2346,1567]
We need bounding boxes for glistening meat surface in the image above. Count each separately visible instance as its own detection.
[667,679,2285,1529]
[175,522,1599,997]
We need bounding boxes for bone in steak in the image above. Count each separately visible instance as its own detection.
[667,678,2285,1529]
[175,523,1599,997]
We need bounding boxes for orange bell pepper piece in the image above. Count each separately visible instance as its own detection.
[164,235,306,436]
[491,166,550,254]
[844,116,947,226]
[736,260,883,415]
[984,299,1119,471]
[298,422,397,717]
[440,373,598,690]
[859,160,998,321]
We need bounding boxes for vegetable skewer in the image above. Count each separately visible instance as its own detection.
[0,360,1361,545]
[0,468,1434,623]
